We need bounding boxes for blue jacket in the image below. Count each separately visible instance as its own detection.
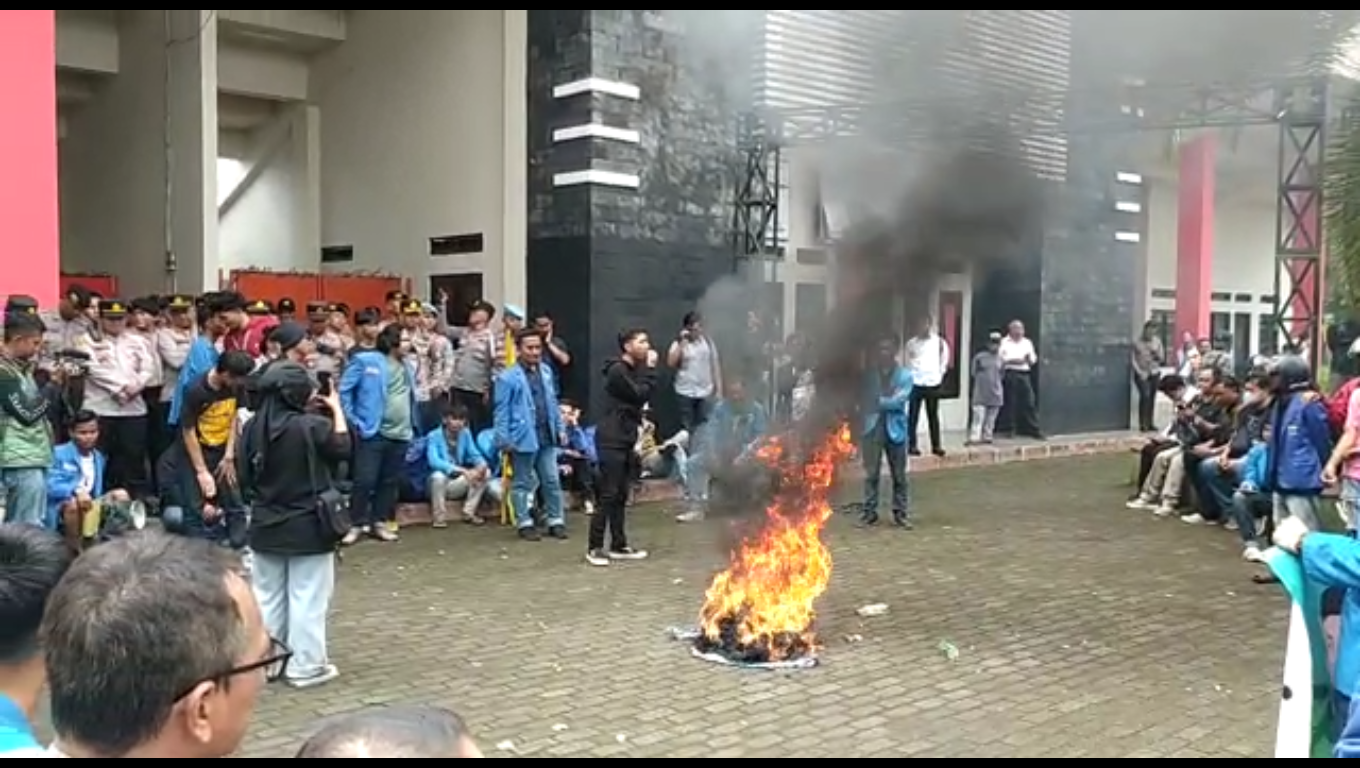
[339,350,421,440]
[45,442,105,530]
[1268,394,1331,494]
[706,399,767,457]
[475,429,503,476]
[426,427,486,476]
[862,365,913,444]
[1239,442,1268,489]
[1302,533,1360,702]
[493,363,563,454]
[167,335,219,426]
[564,425,597,464]
[0,695,39,755]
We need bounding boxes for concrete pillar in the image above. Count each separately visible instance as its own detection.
[58,10,218,296]
[0,11,59,304]
[1174,135,1215,344]
[166,10,219,293]
[500,9,528,310]
[290,104,323,265]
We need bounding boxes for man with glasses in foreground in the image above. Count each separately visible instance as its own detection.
[41,532,287,757]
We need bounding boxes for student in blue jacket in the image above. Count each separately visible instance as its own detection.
[493,329,566,541]
[45,410,130,551]
[0,524,72,756]
[860,334,914,528]
[1227,427,1272,562]
[424,402,490,527]
[339,324,421,543]
[1267,355,1332,532]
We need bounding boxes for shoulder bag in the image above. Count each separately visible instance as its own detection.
[301,426,352,545]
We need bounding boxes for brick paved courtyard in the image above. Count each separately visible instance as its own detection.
[240,455,1287,758]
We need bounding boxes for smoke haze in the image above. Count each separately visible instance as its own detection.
[666,9,1357,433]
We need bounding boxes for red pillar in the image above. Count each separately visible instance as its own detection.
[1174,136,1215,343]
[0,11,58,305]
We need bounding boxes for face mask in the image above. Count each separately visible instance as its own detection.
[1241,391,1259,405]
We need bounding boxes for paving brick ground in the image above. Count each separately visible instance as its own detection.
[239,455,1287,758]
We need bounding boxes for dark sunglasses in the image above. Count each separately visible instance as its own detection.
[175,636,292,700]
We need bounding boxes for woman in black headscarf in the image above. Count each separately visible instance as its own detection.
[241,361,350,689]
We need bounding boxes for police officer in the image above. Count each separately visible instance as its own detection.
[83,299,155,499]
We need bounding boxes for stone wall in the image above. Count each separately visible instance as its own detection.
[527,10,738,421]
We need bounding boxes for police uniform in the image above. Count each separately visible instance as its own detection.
[277,297,297,322]
[246,298,274,317]
[151,295,196,474]
[305,301,344,374]
[404,300,453,426]
[83,300,155,498]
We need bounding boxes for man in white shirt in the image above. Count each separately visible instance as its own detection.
[904,316,951,457]
[997,320,1044,439]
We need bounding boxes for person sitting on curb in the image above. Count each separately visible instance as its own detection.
[424,403,490,528]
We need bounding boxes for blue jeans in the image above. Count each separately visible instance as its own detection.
[1,468,46,527]
[510,447,564,529]
[1228,490,1270,548]
[861,427,908,520]
[252,552,335,681]
[1193,459,1236,520]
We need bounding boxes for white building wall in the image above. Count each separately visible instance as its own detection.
[219,106,322,272]
[1144,176,1279,354]
[59,10,219,294]
[311,9,527,307]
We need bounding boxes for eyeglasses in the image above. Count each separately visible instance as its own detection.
[175,636,292,700]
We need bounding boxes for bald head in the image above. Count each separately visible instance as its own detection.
[295,706,482,758]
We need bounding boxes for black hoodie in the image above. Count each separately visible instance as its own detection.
[595,358,656,451]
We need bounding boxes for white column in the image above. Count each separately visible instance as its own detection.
[499,9,528,308]
[166,9,219,293]
[290,104,323,266]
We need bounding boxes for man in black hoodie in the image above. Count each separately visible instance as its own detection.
[587,329,657,567]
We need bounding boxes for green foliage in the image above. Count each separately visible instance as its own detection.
[1325,102,1360,312]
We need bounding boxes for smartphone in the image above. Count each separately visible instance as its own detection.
[317,371,333,396]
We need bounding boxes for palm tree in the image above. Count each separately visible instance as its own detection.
[1325,83,1360,313]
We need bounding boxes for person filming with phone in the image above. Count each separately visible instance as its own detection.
[239,361,350,689]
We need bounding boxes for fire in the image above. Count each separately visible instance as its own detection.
[695,426,855,663]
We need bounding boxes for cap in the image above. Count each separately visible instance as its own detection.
[988,331,1003,342]
[470,299,496,318]
[99,299,129,318]
[333,302,350,315]
[131,297,160,314]
[270,321,307,352]
[246,299,273,315]
[386,290,407,303]
[420,301,439,316]
[503,303,525,320]
[278,297,297,314]
[4,295,39,316]
[166,294,193,312]
[306,300,329,318]
[401,299,423,315]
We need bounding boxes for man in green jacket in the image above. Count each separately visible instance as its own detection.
[0,312,53,526]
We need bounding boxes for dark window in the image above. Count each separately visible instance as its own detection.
[428,273,485,326]
[429,233,484,257]
[320,245,353,264]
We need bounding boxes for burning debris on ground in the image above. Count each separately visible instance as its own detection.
[690,428,854,668]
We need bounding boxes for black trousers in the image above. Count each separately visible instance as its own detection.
[144,389,172,493]
[1134,374,1160,431]
[1136,438,1174,489]
[677,396,710,433]
[98,414,149,499]
[562,456,597,501]
[999,370,1042,437]
[450,388,491,432]
[907,384,942,452]
[589,448,636,552]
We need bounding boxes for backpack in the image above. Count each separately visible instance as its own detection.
[1326,378,1360,439]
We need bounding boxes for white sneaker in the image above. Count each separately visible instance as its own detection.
[1243,545,1267,563]
[583,500,596,516]
[1224,518,1239,531]
[287,664,339,689]
[1126,497,1157,511]
[1180,513,1207,525]
[1154,506,1176,518]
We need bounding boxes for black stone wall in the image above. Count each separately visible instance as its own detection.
[1036,138,1139,435]
[527,10,738,424]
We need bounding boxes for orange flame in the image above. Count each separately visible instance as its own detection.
[697,425,855,660]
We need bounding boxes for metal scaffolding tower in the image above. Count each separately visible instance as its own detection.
[731,75,1332,359]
